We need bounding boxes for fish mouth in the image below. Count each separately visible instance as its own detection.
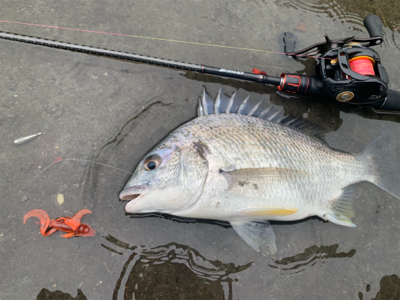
[119,184,149,212]
[119,184,149,201]
[120,192,141,201]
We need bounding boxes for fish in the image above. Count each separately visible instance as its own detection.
[119,89,400,255]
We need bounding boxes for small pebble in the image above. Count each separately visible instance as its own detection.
[57,194,64,205]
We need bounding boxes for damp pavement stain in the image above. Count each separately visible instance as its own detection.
[358,274,400,300]
[270,244,356,273]
[1,0,400,299]
[371,275,400,300]
[37,289,87,300]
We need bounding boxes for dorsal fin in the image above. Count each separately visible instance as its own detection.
[198,88,325,138]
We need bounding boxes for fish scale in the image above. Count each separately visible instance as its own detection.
[120,90,400,255]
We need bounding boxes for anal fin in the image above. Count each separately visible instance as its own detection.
[230,220,277,255]
[323,185,357,227]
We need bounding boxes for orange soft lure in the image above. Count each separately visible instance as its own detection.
[23,209,96,238]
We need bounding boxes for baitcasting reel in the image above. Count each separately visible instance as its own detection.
[276,14,399,111]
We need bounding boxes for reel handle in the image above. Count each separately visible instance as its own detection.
[363,15,383,41]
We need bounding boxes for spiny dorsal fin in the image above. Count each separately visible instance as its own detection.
[198,88,325,138]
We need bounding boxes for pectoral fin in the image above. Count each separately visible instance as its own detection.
[222,167,309,189]
[230,220,277,255]
[221,167,309,199]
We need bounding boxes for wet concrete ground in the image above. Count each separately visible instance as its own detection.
[0,0,400,299]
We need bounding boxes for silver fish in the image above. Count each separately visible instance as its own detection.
[119,89,400,255]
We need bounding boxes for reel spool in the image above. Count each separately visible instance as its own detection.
[337,50,377,102]
[348,56,375,76]
[347,42,376,77]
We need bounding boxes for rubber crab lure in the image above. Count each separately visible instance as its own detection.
[23,209,96,238]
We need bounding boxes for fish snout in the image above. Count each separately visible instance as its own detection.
[119,184,149,202]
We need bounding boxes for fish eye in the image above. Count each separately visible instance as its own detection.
[143,154,162,171]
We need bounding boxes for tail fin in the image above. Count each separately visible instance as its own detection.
[361,128,400,200]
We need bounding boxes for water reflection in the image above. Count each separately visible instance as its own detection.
[276,0,400,31]
[269,244,355,274]
[102,235,252,300]
[278,0,365,28]
[128,212,232,229]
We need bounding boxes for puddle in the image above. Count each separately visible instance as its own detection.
[277,0,400,31]
[103,236,252,300]
[358,274,400,300]
[270,244,356,273]
[37,289,87,300]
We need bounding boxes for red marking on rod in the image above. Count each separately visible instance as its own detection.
[252,69,267,75]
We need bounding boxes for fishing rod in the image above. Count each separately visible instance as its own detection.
[0,14,398,111]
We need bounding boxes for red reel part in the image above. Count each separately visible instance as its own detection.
[348,56,376,76]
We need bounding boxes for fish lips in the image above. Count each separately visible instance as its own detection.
[119,184,149,212]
